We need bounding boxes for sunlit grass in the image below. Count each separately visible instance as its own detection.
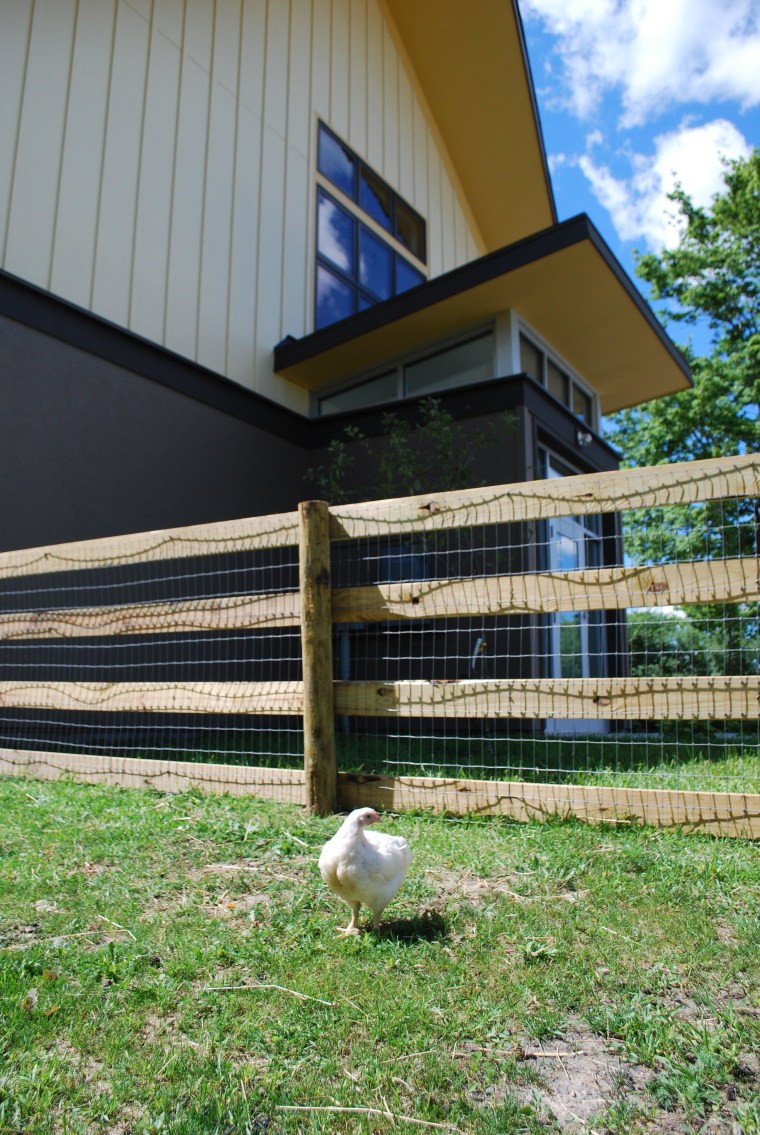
[1,777,758,1134]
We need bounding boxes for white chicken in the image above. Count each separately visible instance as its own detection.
[318,807,412,934]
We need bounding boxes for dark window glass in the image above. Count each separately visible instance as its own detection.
[317,189,354,273]
[359,165,392,231]
[395,198,425,260]
[316,265,354,329]
[520,334,543,382]
[547,361,569,406]
[396,256,425,293]
[359,227,393,300]
[318,126,355,197]
[573,383,593,424]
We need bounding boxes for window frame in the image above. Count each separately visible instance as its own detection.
[315,122,428,332]
[314,325,496,416]
[518,323,600,431]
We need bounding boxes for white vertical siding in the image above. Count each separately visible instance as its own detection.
[129,9,183,343]
[0,0,33,258]
[347,0,366,157]
[329,0,350,141]
[363,0,383,170]
[91,1,151,326]
[4,0,77,287]
[196,0,240,372]
[50,0,117,308]
[1,0,483,412]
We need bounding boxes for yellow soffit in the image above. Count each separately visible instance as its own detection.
[274,218,692,415]
[384,0,557,250]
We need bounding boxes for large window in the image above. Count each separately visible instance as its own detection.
[315,124,427,330]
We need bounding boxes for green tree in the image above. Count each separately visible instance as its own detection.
[608,147,759,474]
[305,397,514,504]
[607,151,760,675]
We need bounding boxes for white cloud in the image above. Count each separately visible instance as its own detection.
[577,119,752,248]
[521,0,760,125]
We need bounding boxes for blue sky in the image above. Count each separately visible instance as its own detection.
[517,0,760,349]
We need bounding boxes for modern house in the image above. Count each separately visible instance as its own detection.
[0,0,691,726]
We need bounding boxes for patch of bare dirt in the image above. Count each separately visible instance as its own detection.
[1,921,44,950]
[426,867,586,914]
[48,1038,112,1096]
[514,1027,654,1131]
[467,1015,759,1133]
[200,889,273,922]
[425,867,528,909]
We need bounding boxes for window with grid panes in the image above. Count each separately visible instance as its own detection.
[315,123,427,330]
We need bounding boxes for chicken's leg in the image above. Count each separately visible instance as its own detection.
[337,902,362,935]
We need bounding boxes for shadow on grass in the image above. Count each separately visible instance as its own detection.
[376,908,448,942]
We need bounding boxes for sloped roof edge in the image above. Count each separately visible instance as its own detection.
[383,0,557,249]
[274,215,692,415]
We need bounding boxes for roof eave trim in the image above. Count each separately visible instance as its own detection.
[274,214,692,386]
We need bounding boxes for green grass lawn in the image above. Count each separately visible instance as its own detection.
[1,777,759,1134]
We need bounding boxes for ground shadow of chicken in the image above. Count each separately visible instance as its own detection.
[373,908,448,941]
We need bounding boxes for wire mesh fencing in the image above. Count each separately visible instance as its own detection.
[0,454,758,834]
[328,454,759,832]
[0,513,307,802]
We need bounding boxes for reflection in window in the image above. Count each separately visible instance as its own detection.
[395,199,425,261]
[316,122,427,330]
[318,332,495,414]
[359,167,392,231]
[316,265,353,328]
[396,257,425,294]
[573,384,592,424]
[317,128,355,197]
[317,190,353,272]
[359,229,393,301]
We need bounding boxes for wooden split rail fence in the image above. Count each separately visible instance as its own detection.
[0,453,758,837]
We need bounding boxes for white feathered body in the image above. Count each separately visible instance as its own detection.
[319,808,411,928]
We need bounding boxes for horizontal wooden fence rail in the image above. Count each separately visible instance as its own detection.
[0,748,307,804]
[0,454,756,585]
[332,558,760,623]
[0,510,300,579]
[0,681,304,715]
[3,557,756,642]
[329,452,760,539]
[0,592,302,641]
[1,748,758,840]
[0,452,758,835]
[334,676,760,720]
[0,675,757,721]
[337,772,760,840]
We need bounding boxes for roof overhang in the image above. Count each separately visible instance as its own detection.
[274,216,692,416]
[383,0,556,250]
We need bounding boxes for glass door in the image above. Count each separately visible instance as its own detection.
[545,514,608,735]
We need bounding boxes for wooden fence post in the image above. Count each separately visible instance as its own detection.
[298,500,337,814]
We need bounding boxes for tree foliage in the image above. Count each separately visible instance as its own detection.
[305,397,514,504]
[607,152,760,676]
[607,148,760,470]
